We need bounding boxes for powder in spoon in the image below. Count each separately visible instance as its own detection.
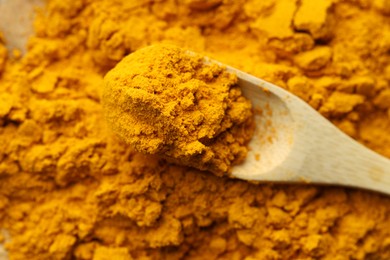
[103,44,254,175]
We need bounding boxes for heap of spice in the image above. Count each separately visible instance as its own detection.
[103,44,254,175]
[0,0,390,259]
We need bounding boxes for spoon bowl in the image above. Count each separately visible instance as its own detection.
[213,62,390,194]
[235,75,296,178]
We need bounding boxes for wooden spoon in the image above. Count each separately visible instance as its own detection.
[215,61,390,194]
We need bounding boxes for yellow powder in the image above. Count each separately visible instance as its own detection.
[92,246,133,260]
[0,0,389,260]
[294,46,333,71]
[293,0,333,40]
[103,44,253,175]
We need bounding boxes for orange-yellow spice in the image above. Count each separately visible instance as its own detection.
[0,0,389,259]
[103,44,254,175]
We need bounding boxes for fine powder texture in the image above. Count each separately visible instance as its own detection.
[103,44,254,175]
[0,0,390,260]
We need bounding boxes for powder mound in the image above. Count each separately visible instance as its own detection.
[103,44,254,175]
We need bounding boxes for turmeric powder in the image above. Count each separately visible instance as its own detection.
[0,0,390,260]
[103,44,254,175]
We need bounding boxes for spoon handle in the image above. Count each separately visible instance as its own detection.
[252,73,390,195]
[297,110,390,194]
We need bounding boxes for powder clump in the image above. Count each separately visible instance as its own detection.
[103,44,254,175]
